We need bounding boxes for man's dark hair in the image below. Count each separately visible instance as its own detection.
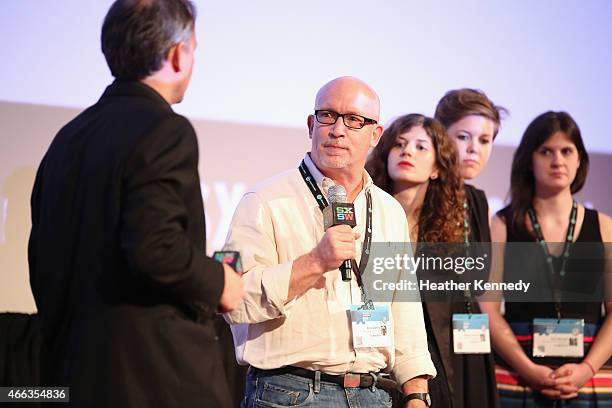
[101,0,196,81]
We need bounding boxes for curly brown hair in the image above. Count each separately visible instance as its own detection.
[366,114,465,243]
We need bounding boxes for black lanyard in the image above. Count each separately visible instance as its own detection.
[462,201,473,314]
[299,160,374,306]
[527,201,577,320]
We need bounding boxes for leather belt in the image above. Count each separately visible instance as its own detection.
[250,366,397,390]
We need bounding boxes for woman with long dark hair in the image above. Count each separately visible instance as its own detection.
[481,111,612,406]
[366,113,499,407]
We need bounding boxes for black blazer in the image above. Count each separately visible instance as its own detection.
[28,81,231,407]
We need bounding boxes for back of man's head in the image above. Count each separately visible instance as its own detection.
[101,0,196,81]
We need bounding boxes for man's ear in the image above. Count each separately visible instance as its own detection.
[370,124,384,147]
[307,115,314,139]
[168,42,184,73]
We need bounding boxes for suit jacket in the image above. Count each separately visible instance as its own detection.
[28,81,231,407]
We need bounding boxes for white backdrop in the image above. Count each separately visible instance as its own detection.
[1,1,611,312]
[2,1,612,151]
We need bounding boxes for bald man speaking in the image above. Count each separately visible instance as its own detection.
[223,77,436,407]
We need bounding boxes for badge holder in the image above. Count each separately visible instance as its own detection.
[452,313,491,354]
[528,203,582,358]
[532,318,584,357]
[350,304,392,348]
[451,202,491,354]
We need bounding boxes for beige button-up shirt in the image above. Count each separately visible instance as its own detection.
[223,154,436,385]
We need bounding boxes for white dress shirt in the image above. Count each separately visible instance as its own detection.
[223,154,436,386]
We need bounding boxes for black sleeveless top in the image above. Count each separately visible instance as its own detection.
[497,205,606,367]
[465,184,491,242]
[423,184,499,408]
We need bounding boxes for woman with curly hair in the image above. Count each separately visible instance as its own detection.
[435,88,507,245]
[366,113,499,407]
[367,114,464,243]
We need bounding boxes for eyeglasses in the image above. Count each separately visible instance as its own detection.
[314,110,378,130]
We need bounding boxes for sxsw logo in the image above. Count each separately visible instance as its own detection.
[335,206,354,221]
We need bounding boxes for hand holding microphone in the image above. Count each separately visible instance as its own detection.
[321,185,358,282]
[289,184,360,299]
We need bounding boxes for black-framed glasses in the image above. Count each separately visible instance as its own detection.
[314,109,377,130]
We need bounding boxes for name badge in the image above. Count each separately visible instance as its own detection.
[452,313,491,354]
[532,318,584,357]
[350,304,391,348]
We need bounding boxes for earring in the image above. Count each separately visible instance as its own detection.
[431,174,438,180]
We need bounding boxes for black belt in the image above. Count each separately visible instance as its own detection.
[250,366,397,390]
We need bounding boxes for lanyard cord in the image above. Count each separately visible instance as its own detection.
[527,201,578,320]
[463,201,473,314]
[299,160,374,307]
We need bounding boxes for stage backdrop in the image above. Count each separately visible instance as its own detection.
[1,1,611,312]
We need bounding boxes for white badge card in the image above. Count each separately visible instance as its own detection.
[350,304,391,348]
[532,318,584,357]
[452,313,491,354]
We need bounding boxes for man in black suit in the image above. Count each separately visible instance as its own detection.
[28,1,244,406]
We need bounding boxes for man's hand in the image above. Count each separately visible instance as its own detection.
[218,263,244,312]
[287,225,360,300]
[311,225,360,272]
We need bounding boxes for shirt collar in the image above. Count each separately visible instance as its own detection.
[303,153,373,199]
[100,80,172,111]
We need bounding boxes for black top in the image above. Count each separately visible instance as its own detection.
[465,184,491,242]
[497,205,606,367]
[422,184,499,408]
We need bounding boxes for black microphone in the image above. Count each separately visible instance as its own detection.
[323,184,357,282]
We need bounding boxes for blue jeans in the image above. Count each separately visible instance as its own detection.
[241,367,393,408]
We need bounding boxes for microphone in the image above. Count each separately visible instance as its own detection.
[323,184,357,282]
